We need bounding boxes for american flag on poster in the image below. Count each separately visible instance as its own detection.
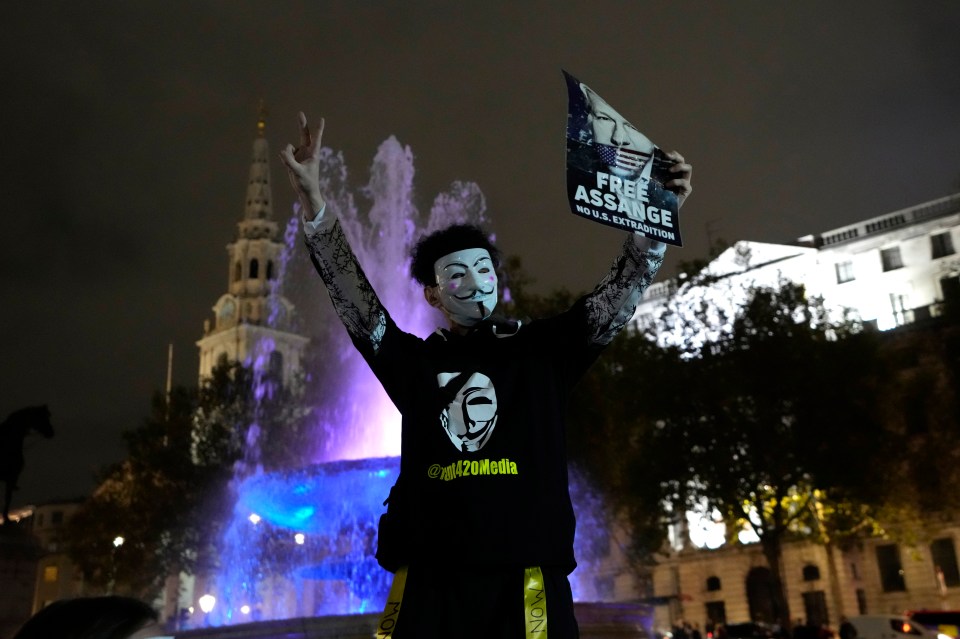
[563,70,683,246]
[596,143,651,172]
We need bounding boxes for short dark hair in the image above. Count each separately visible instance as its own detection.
[409,224,501,287]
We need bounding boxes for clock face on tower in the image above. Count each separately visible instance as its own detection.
[219,299,236,321]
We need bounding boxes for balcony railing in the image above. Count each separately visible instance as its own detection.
[818,193,960,247]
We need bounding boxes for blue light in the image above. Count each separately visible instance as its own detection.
[293,506,315,521]
[235,457,400,533]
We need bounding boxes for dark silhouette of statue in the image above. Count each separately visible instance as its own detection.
[1,405,54,524]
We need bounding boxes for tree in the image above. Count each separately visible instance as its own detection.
[65,386,209,596]
[870,315,960,522]
[495,256,960,619]
[628,280,891,626]
[65,360,310,599]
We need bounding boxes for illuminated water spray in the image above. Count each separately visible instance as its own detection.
[306,138,491,462]
[200,136,611,627]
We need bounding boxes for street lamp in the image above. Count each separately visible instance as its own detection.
[108,535,125,594]
[198,593,216,626]
[198,594,216,614]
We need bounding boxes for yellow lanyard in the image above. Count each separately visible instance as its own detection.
[524,566,548,638]
[375,566,408,638]
[374,566,548,638]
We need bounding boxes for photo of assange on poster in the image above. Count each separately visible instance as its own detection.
[564,70,683,246]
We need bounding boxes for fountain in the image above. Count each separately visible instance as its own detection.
[184,136,623,631]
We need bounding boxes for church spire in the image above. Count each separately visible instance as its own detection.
[257,99,267,137]
[197,103,308,384]
[243,101,274,226]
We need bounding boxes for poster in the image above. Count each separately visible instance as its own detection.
[564,70,683,246]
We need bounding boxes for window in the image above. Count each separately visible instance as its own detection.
[43,565,59,582]
[876,544,907,592]
[249,258,260,279]
[268,351,284,380]
[890,293,912,326]
[705,601,727,626]
[266,260,275,280]
[932,232,956,259]
[856,588,867,614]
[881,247,904,271]
[803,564,821,581]
[931,538,960,587]
[706,576,722,591]
[51,511,63,525]
[942,276,960,307]
[835,261,855,284]
[803,591,828,627]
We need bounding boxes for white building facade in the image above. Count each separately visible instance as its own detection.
[636,192,960,337]
[631,193,960,633]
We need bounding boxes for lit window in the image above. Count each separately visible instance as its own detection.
[932,232,956,259]
[835,261,855,284]
[881,247,903,272]
[931,537,960,587]
[43,565,59,582]
[890,293,911,327]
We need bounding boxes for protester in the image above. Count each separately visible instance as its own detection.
[281,112,692,638]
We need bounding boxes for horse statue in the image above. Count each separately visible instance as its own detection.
[1,405,54,525]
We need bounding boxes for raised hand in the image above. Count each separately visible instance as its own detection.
[663,150,693,209]
[279,112,327,217]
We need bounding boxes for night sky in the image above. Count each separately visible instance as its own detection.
[3,2,959,508]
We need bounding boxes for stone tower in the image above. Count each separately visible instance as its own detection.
[196,106,308,383]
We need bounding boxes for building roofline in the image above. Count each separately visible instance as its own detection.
[796,192,960,249]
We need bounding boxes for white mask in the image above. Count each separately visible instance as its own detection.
[433,248,498,326]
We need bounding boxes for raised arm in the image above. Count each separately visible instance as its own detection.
[584,151,692,346]
[280,113,389,354]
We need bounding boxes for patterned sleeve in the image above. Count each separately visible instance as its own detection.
[303,218,388,355]
[583,235,666,346]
